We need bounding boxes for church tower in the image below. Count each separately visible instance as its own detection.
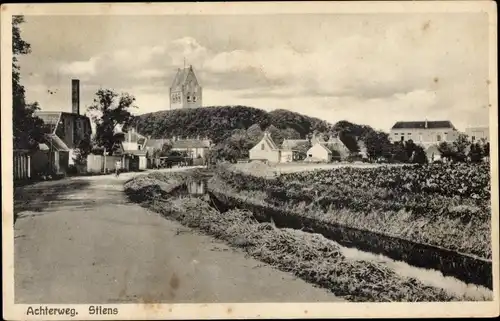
[169,64,202,110]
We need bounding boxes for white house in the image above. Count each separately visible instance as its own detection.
[249,132,281,163]
[305,135,350,163]
[306,142,333,162]
[390,120,459,148]
[465,126,489,142]
[170,137,211,159]
[122,128,146,151]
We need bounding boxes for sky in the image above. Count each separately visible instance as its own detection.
[17,13,491,132]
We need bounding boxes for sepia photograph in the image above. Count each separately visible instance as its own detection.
[2,1,498,320]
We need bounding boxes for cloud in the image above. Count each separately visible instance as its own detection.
[22,14,489,132]
[59,56,101,78]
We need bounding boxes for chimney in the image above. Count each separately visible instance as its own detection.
[71,79,80,115]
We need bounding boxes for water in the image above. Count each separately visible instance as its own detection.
[169,177,492,300]
[174,179,208,197]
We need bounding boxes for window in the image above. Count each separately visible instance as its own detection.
[407,133,412,135]
[472,136,476,142]
[395,133,399,135]
[437,135,442,142]
[400,136,405,142]
[261,144,265,150]
[193,95,197,102]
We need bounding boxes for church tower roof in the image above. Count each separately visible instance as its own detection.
[170,65,198,89]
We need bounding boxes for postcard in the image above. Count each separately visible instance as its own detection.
[2,1,498,319]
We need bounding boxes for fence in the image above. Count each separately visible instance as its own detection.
[13,150,31,181]
[87,154,129,173]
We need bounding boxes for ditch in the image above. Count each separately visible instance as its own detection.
[163,176,492,300]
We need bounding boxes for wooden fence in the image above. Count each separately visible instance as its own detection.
[13,150,31,181]
[86,154,129,173]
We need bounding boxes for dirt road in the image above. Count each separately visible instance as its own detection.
[14,169,341,304]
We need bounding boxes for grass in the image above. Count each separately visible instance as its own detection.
[207,176,492,289]
[124,170,493,301]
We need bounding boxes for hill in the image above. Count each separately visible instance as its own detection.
[133,106,333,144]
[132,106,392,161]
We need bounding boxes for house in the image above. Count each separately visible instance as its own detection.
[465,126,489,143]
[249,132,281,163]
[170,64,202,110]
[305,135,350,163]
[306,143,333,162]
[120,128,148,170]
[171,137,212,159]
[390,120,459,148]
[249,132,302,163]
[33,80,92,174]
[122,128,147,151]
[143,138,170,153]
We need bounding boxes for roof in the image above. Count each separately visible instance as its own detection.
[42,134,70,152]
[35,111,91,135]
[144,138,172,150]
[35,111,62,134]
[282,139,309,150]
[263,132,279,150]
[172,139,211,149]
[170,66,198,89]
[391,121,455,130]
[308,141,333,154]
[323,137,350,157]
[465,126,489,132]
[125,150,148,156]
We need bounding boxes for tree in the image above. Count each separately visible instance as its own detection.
[391,142,409,163]
[452,133,469,162]
[437,142,454,162]
[247,123,263,144]
[160,141,173,156]
[12,16,45,150]
[363,130,392,161]
[266,125,285,145]
[403,139,418,160]
[411,145,428,164]
[72,138,93,165]
[468,142,483,163]
[478,138,489,159]
[281,127,301,140]
[295,141,312,160]
[87,89,137,153]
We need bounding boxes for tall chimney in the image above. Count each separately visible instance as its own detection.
[71,79,80,115]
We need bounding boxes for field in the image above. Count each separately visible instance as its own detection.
[209,162,492,288]
[123,163,493,301]
[232,161,409,177]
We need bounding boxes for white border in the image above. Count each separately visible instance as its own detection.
[2,2,498,320]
